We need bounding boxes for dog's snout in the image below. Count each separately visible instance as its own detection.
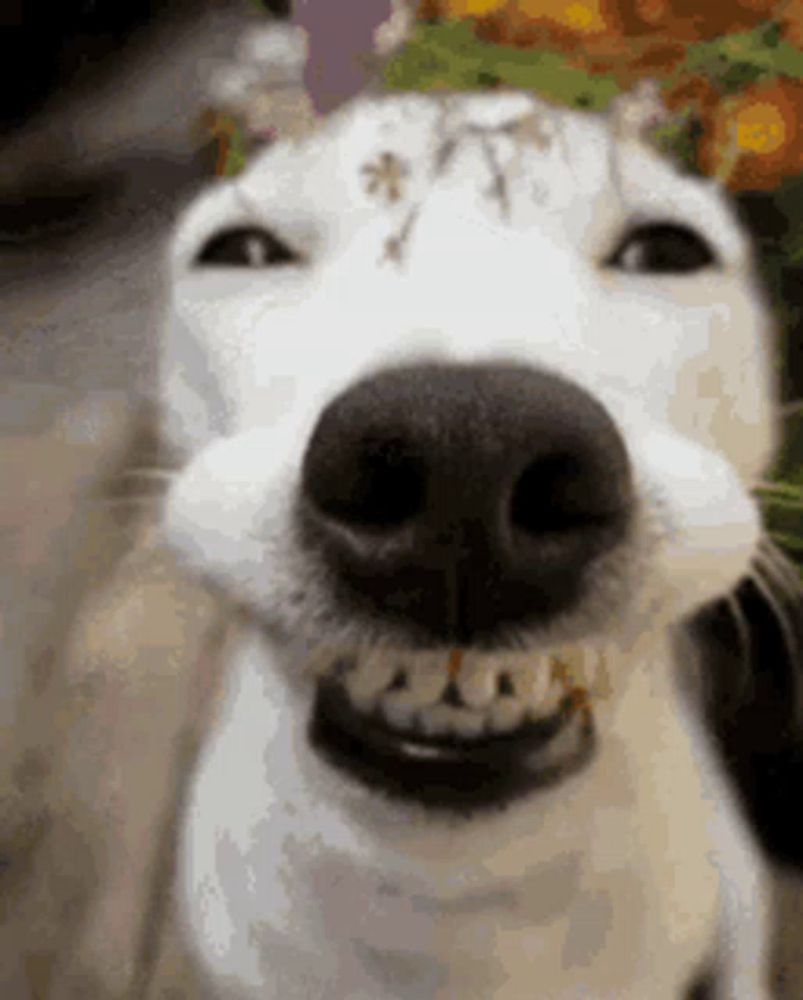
[300,364,633,643]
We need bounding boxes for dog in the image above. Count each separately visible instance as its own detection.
[159,86,802,998]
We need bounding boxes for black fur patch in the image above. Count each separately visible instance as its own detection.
[688,539,803,869]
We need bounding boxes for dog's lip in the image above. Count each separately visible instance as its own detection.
[309,673,596,810]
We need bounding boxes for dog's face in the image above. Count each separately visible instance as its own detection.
[162,91,778,817]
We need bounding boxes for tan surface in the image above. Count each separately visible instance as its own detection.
[0,393,232,999]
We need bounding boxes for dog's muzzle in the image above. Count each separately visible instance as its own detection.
[299,363,629,807]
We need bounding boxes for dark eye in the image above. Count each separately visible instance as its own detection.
[195,226,301,267]
[605,223,717,274]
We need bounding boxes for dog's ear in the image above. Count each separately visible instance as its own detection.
[689,537,803,869]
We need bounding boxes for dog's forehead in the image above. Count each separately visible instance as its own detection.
[174,91,748,268]
[242,90,611,214]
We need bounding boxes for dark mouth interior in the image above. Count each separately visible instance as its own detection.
[309,674,596,812]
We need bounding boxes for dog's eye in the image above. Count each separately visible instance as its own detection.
[194,226,301,268]
[605,223,717,274]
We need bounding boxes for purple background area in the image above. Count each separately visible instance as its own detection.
[292,0,394,113]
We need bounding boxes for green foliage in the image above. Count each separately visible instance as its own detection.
[384,20,619,110]
[680,22,803,93]
[221,119,248,177]
[761,411,803,571]
[649,112,704,176]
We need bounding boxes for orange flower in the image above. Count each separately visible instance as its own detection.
[428,0,619,34]
[428,0,507,15]
[516,0,615,35]
[698,78,803,190]
[436,0,778,43]
[502,0,622,47]
[444,0,686,84]
[615,0,777,42]
[474,0,630,59]
[779,0,803,48]
[415,0,440,18]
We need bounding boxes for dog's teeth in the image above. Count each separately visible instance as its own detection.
[344,654,397,711]
[406,656,449,705]
[418,705,486,739]
[340,643,606,735]
[382,697,418,731]
[456,657,498,708]
[563,645,597,692]
[379,656,446,711]
[418,704,457,737]
[509,657,550,704]
[527,662,567,720]
[381,687,426,719]
[488,697,527,733]
[451,708,485,738]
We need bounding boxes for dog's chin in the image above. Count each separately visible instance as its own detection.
[304,645,604,813]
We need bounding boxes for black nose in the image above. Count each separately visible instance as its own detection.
[299,363,633,645]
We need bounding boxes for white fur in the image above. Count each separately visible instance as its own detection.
[161,91,778,997]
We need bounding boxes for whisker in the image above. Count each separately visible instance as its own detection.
[747,562,802,668]
[754,537,803,604]
[692,588,754,714]
[717,590,755,709]
[724,590,752,660]
[748,552,803,728]
[753,479,803,496]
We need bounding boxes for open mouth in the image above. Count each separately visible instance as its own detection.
[309,647,604,811]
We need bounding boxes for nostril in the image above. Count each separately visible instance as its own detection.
[306,437,427,530]
[511,453,582,535]
[510,450,621,537]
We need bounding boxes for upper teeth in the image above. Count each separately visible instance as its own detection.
[316,646,608,740]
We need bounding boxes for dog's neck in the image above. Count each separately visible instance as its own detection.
[191,623,721,999]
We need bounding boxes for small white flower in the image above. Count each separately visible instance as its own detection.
[373,0,415,57]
